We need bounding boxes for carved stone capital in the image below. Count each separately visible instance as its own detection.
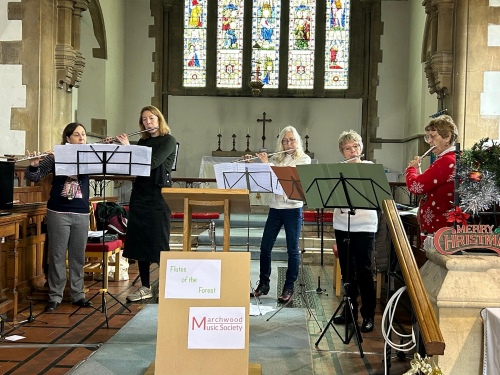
[73,0,90,14]
[55,44,76,89]
[425,51,452,96]
[70,51,85,89]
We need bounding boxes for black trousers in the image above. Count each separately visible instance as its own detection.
[335,229,376,319]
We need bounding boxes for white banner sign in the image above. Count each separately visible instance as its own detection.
[188,307,245,349]
[165,259,221,299]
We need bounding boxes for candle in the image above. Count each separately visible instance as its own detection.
[233,127,235,134]
[306,127,309,135]
[218,126,221,134]
[247,127,250,134]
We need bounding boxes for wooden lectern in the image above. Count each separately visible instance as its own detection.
[162,188,250,252]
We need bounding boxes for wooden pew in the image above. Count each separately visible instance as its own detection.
[382,199,445,356]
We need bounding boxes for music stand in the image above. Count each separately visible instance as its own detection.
[213,162,279,309]
[54,143,152,327]
[297,162,393,358]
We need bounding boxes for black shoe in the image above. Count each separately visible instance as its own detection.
[360,317,374,333]
[45,301,60,312]
[250,281,270,298]
[72,298,93,307]
[332,307,358,325]
[278,288,294,303]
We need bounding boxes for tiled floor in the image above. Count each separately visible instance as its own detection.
[0,257,415,375]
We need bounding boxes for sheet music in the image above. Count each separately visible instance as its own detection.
[54,144,152,176]
[214,163,284,195]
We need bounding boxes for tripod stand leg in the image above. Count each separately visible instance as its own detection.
[315,295,364,358]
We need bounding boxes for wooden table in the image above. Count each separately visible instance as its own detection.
[0,212,27,320]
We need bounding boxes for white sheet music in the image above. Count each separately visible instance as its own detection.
[54,144,152,176]
[214,163,284,194]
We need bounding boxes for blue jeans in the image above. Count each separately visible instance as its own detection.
[259,207,302,290]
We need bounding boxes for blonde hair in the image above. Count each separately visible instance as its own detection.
[338,129,363,154]
[274,125,306,163]
[138,105,170,139]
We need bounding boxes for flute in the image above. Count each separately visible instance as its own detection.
[418,145,436,173]
[342,154,364,163]
[0,152,51,163]
[97,126,159,143]
[420,145,436,159]
[232,149,297,163]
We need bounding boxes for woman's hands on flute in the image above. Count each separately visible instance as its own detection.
[26,150,53,167]
[102,133,130,145]
[407,156,421,169]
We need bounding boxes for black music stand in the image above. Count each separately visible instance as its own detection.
[53,143,152,327]
[297,162,393,357]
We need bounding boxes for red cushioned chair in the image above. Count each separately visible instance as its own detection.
[85,200,124,285]
[84,239,123,286]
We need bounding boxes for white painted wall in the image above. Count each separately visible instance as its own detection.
[168,96,361,177]
[374,1,437,176]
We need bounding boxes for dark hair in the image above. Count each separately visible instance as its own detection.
[425,115,458,145]
[61,122,86,145]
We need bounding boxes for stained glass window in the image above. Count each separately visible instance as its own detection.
[183,0,208,87]
[324,0,350,89]
[216,1,245,88]
[180,0,351,93]
[251,1,281,89]
[288,0,316,89]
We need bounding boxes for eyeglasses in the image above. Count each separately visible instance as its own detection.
[424,133,438,143]
[282,138,296,145]
[343,144,360,152]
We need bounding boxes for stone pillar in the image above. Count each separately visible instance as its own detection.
[420,249,500,375]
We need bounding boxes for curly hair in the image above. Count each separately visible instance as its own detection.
[425,115,458,145]
[337,129,363,153]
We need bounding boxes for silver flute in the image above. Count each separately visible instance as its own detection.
[232,149,297,163]
[342,154,364,163]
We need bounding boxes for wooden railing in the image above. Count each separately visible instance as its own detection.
[382,199,445,355]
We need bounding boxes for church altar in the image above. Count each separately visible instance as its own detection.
[420,248,500,375]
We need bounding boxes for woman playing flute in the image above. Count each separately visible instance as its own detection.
[112,105,177,302]
[25,123,93,312]
[332,129,376,333]
[249,125,311,304]
[405,114,458,241]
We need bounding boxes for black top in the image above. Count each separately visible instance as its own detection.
[25,154,90,214]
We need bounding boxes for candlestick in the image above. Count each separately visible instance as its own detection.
[245,134,251,152]
[216,133,222,151]
[231,133,237,151]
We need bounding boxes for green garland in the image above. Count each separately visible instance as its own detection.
[457,138,500,214]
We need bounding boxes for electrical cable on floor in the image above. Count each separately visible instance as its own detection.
[381,286,416,375]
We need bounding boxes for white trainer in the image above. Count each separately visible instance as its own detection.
[126,286,153,302]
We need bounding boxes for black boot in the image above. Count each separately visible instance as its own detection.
[250,281,270,297]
